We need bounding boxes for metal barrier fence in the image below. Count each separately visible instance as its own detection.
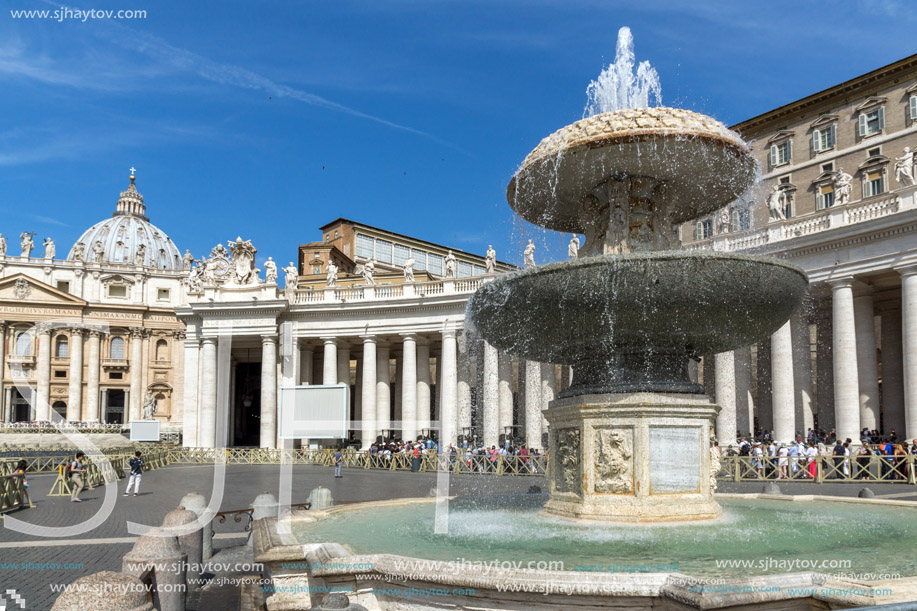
[0,473,31,513]
[717,454,917,484]
[162,447,549,475]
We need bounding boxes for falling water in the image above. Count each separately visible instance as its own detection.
[584,26,662,116]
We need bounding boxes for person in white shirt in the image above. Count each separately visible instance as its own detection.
[805,443,818,479]
[777,444,789,479]
[788,442,800,477]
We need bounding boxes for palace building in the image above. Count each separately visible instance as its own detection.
[682,54,917,445]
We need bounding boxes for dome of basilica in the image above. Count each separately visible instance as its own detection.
[67,172,183,270]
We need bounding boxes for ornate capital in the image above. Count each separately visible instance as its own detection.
[172,329,186,340]
[130,327,145,339]
[88,330,103,339]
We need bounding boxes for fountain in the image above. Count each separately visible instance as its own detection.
[467,27,807,522]
[253,30,917,610]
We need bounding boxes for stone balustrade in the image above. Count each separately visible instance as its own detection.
[290,276,491,305]
[687,184,917,253]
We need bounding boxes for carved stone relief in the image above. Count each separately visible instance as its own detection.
[594,428,634,494]
[554,427,580,494]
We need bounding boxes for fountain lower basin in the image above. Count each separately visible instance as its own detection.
[254,495,917,610]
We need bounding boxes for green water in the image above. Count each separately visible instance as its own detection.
[292,496,917,578]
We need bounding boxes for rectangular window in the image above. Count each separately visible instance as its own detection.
[428,253,444,276]
[821,162,834,172]
[458,261,473,278]
[411,248,427,271]
[812,125,836,152]
[157,288,170,301]
[864,171,885,197]
[375,239,393,264]
[109,372,123,380]
[783,194,794,219]
[473,264,486,276]
[911,95,917,121]
[695,220,713,241]
[56,281,70,293]
[393,244,410,267]
[858,108,885,137]
[729,209,750,232]
[816,184,835,210]
[770,140,792,166]
[54,370,67,378]
[109,285,127,298]
[355,233,374,259]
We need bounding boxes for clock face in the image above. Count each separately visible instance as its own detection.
[210,257,230,277]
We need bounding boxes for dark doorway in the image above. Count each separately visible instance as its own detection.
[106,389,125,424]
[52,401,67,420]
[233,362,261,446]
[12,389,32,422]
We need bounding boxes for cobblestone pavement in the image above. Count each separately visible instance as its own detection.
[1,462,914,610]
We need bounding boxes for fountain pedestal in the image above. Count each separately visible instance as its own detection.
[544,392,721,522]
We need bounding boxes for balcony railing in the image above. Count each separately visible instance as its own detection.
[290,276,492,305]
[687,184,916,253]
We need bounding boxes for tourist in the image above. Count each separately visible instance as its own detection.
[124,451,144,497]
[856,445,872,479]
[893,442,907,481]
[12,459,28,490]
[787,441,800,478]
[69,452,87,502]
[752,442,763,478]
[831,440,844,479]
[333,448,343,478]
[777,444,788,479]
[805,442,818,479]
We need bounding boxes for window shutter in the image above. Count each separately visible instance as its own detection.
[787,139,792,161]
[813,129,821,152]
[770,145,777,166]
[878,106,885,130]
[695,222,703,241]
[911,96,917,120]
[829,124,836,148]
[858,114,867,137]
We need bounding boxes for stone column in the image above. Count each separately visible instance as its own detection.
[814,309,835,432]
[771,320,795,443]
[354,357,363,423]
[525,360,542,450]
[880,303,906,436]
[400,334,417,441]
[416,341,432,436]
[734,346,754,438]
[899,266,917,441]
[497,353,514,433]
[128,327,144,422]
[361,336,377,447]
[199,336,217,448]
[322,338,337,385]
[0,322,5,421]
[336,344,351,386]
[375,344,390,436]
[831,279,861,443]
[86,331,102,423]
[393,351,403,424]
[790,311,815,434]
[440,329,458,446]
[853,286,880,431]
[482,340,499,447]
[714,351,737,446]
[301,347,313,385]
[260,335,278,449]
[457,334,473,440]
[540,362,556,435]
[182,337,200,447]
[35,325,51,421]
[756,341,773,432]
[67,329,84,422]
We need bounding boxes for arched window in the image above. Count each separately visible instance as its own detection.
[15,331,31,356]
[155,339,168,361]
[55,337,69,358]
[110,336,125,359]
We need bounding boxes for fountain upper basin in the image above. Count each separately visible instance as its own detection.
[468,251,807,372]
[508,107,757,233]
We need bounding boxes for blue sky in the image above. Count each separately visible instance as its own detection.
[1,0,914,267]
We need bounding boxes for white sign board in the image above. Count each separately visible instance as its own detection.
[279,384,349,439]
[130,420,161,442]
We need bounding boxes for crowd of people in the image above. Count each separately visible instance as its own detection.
[347,437,545,473]
[722,427,917,480]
